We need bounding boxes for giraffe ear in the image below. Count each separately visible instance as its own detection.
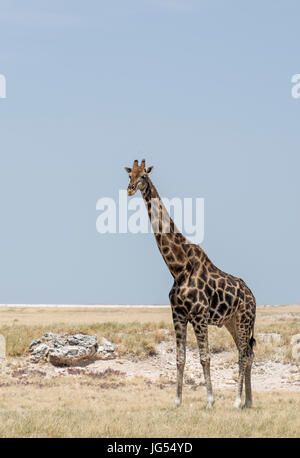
[124,167,132,174]
[146,166,154,175]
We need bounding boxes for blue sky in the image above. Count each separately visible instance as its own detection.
[0,0,299,305]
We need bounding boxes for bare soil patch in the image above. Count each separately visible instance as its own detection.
[1,339,299,392]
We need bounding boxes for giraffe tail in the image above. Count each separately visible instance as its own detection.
[249,325,256,354]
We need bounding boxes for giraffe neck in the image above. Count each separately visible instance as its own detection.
[140,178,189,278]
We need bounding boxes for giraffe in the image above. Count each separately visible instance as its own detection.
[125,159,256,409]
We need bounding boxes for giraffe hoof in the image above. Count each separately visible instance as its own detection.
[233,399,242,409]
[174,397,181,408]
[206,401,214,409]
[242,401,252,409]
[206,396,215,409]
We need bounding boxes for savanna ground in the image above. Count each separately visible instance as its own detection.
[0,305,299,438]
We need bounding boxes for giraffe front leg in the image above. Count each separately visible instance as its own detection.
[192,321,214,409]
[202,358,214,409]
[173,317,187,408]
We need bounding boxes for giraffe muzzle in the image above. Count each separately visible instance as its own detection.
[127,185,137,196]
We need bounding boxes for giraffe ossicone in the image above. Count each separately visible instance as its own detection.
[125,159,256,409]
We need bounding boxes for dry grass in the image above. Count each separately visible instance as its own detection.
[0,304,300,438]
[0,375,299,438]
[0,320,171,359]
[0,306,171,327]
[0,304,300,360]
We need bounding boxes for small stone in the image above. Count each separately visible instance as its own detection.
[101,337,115,352]
[42,333,58,341]
[97,338,115,358]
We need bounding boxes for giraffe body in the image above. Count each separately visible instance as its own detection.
[125,159,256,409]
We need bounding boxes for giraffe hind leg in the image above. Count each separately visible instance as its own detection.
[234,324,255,409]
[225,319,245,408]
[234,353,245,409]
[243,357,253,408]
[225,319,239,348]
[243,330,255,408]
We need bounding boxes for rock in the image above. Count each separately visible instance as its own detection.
[48,344,97,366]
[67,334,97,348]
[54,336,67,347]
[29,339,42,349]
[28,333,115,366]
[30,343,49,362]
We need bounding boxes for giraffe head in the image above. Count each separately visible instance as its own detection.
[124,159,153,196]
